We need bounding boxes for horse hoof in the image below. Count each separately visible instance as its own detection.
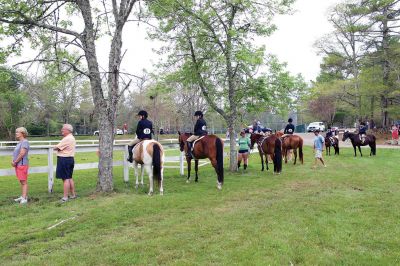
[186,180,190,183]
[160,191,164,196]
[140,183,144,187]
[217,183,222,190]
[135,184,139,189]
[148,192,153,196]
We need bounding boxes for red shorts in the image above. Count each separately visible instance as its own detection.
[15,165,29,181]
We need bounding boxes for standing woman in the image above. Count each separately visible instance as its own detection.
[12,127,30,204]
[237,130,251,170]
[54,124,77,203]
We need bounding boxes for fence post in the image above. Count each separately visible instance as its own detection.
[123,145,129,182]
[48,147,54,193]
[180,151,184,176]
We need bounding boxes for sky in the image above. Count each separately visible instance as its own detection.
[114,0,342,83]
[10,0,342,83]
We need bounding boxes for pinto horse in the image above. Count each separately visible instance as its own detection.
[276,132,304,164]
[324,136,339,156]
[178,132,224,189]
[250,133,282,173]
[342,131,376,157]
[130,140,164,195]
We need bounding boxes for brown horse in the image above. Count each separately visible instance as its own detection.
[178,132,224,189]
[276,133,304,164]
[250,133,282,173]
[342,131,376,157]
[324,136,339,156]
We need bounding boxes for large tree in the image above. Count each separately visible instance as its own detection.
[0,0,140,191]
[148,0,296,171]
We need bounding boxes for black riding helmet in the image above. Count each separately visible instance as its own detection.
[288,118,293,123]
[137,110,148,118]
[194,110,203,117]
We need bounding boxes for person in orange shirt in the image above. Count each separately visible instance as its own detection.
[54,124,77,203]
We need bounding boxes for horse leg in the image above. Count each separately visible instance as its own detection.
[284,148,288,164]
[133,162,139,189]
[353,145,357,157]
[159,166,164,195]
[145,164,153,196]
[259,149,264,171]
[195,159,199,182]
[186,158,192,183]
[293,148,297,165]
[358,146,363,157]
[210,158,222,190]
[266,154,270,171]
[140,164,144,187]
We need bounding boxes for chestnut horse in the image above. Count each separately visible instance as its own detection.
[324,136,339,156]
[342,131,376,157]
[250,133,282,174]
[276,132,304,164]
[178,132,224,189]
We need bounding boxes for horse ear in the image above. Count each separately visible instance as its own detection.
[178,130,181,135]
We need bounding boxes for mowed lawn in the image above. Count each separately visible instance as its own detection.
[0,147,399,265]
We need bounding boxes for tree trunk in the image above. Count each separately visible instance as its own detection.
[228,126,237,172]
[97,111,114,191]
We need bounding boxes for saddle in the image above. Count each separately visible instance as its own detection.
[188,135,206,159]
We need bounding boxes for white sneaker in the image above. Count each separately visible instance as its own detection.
[14,196,23,202]
[20,197,28,204]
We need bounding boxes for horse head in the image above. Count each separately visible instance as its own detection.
[342,131,349,142]
[250,133,262,149]
[275,131,284,138]
[178,132,191,152]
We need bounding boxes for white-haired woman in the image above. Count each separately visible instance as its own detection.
[12,127,30,204]
[54,124,77,203]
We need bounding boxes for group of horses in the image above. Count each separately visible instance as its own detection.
[128,130,377,196]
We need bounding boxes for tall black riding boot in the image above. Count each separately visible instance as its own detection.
[244,164,247,170]
[186,141,192,158]
[127,145,134,162]
[237,162,241,169]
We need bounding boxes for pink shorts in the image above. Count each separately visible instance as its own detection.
[15,165,29,181]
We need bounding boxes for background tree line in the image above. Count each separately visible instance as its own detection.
[302,0,400,128]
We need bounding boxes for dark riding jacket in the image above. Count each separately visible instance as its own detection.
[136,119,153,139]
[359,125,367,135]
[284,124,295,134]
[326,130,333,138]
[194,118,207,136]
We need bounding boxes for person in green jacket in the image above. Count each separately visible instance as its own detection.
[237,130,251,170]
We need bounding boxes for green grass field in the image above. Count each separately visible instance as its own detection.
[0,147,399,265]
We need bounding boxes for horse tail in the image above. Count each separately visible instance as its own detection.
[152,143,162,186]
[216,137,224,184]
[299,138,304,164]
[274,138,282,173]
[371,135,377,156]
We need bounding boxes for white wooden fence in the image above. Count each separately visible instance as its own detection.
[0,143,190,193]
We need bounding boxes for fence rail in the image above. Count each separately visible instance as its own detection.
[0,143,189,192]
[0,139,179,147]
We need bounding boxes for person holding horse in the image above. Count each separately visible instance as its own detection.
[186,110,208,158]
[237,130,251,170]
[358,122,367,144]
[127,110,154,163]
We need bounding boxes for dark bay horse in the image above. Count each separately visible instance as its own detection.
[325,136,339,156]
[276,133,304,164]
[250,133,282,174]
[178,132,224,189]
[342,131,376,157]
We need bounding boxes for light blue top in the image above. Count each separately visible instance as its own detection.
[13,139,30,166]
[314,135,325,151]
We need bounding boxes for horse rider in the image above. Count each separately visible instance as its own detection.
[252,120,262,133]
[358,121,367,144]
[326,126,335,145]
[261,127,272,136]
[127,110,153,163]
[282,118,295,160]
[186,111,208,158]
